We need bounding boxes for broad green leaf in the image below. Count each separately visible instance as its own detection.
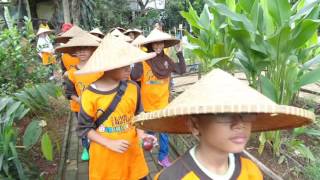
[239,0,256,13]
[0,97,11,112]
[207,0,256,34]
[290,19,320,49]
[297,68,320,88]
[5,101,22,118]
[259,76,277,102]
[41,132,53,161]
[304,128,320,137]
[290,0,319,22]
[267,0,291,26]
[199,4,211,29]
[23,120,42,150]
[302,54,320,69]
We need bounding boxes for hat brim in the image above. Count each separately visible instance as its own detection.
[142,38,180,48]
[55,45,98,54]
[75,52,156,75]
[55,36,71,43]
[134,105,314,134]
[37,29,53,36]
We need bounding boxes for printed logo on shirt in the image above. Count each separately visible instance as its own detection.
[146,70,164,85]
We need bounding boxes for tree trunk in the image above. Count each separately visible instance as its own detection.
[24,0,32,19]
[71,0,80,25]
[62,0,71,23]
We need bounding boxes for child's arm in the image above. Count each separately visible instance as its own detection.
[87,129,129,153]
[130,62,143,81]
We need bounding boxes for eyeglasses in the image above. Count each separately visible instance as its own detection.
[197,114,257,124]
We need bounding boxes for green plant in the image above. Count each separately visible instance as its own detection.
[0,18,51,95]
[14,83,61,113]
[207,0,320,158]
[181,1,236,72]
[0,96,29,179]
[304,161,320,180]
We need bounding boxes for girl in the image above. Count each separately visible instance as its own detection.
[131,28,186,168]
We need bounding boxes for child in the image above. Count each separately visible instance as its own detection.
[76,34,157,180]
[36,27,56,66]
[134,69,315,179]
[124,28,142,40]
[131,28,186,167]
[55,33,102,160]
[90,28,105,39]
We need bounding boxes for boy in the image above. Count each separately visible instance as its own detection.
[76,34,157,180]
[134,69,314,179]
[131,28,186,167]
[55,33,102,160]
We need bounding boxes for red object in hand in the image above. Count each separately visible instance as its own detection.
[143,137,154,151]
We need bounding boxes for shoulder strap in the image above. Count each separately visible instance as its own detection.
[94,80,128,129]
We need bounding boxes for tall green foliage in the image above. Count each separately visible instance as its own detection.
[0,17,51,95]
[181,2,236,72]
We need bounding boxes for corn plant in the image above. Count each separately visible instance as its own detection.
[207,0,320,159]
[181,1,236,72]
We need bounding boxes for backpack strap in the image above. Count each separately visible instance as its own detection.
[94,80,128,129]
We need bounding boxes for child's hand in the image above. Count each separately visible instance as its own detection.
[105,139,130,153]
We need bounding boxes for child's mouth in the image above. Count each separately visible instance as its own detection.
[229,134,248,144]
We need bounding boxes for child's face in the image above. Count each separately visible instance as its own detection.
[128,32,135,40]
[73,47,95,62]
[107,66,131,81]
[191,114,254,153]
[152,42,165,54]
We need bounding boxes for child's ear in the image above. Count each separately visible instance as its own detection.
[187,116,201,138]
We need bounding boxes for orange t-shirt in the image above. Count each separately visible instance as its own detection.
[61,53,80,71]
[67,67,103,112]
[140,61,170,112]
[41,52,56,65]
[80,81,148,180]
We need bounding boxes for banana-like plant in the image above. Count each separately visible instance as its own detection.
[207,0,320,159]
[181,1,236,73]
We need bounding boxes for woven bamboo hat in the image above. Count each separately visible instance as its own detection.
[124,28,142,36]
[134,69,315,133]
[55,33,101,54]
[141,29,180,48]
[109,27,126,33]
[131,35,146,47]
[36,27,53,36]
[75,34,156,75]
[56,25,87,43]
[110,29,132,42]
[90,28,104,36]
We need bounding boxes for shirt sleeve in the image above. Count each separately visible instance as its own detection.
[64,76,77,99]
[130,62,143,81]
[77,90,96,138]
[170,51,186,75]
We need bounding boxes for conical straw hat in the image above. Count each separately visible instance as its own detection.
[90,28,104,36]
[75,34,156,75]
[124,28,142,36]
[109,27,126,33]
[36,27,53,36]
[55,33,101,53]
[134,69,315,133]
[110,29,132,42]
[141,29,180,48]
[131,35,146,47]
[56,25,87,43]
